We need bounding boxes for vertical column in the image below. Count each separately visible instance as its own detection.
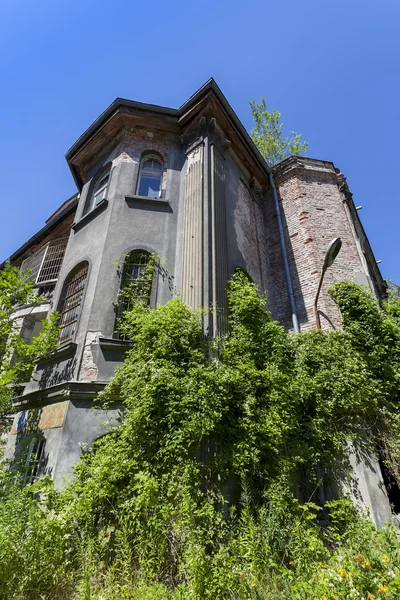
[181,143,204,310]
[210,143,228,336]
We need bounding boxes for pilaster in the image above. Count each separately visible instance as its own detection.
[181,140,204,311]
[209,118,230,337]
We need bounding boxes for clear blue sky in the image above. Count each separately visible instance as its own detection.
[1,0,399,281]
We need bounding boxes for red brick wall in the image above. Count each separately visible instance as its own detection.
[270,157,374,331]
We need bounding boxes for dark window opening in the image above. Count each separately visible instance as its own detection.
[378,451,400,514]
[92,169,110,207]
[83,167,111,216]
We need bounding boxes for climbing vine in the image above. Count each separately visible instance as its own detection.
[0,264,59,425]
[1,272,400,599]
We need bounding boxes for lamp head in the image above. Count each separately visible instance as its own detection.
[323,237,342,270]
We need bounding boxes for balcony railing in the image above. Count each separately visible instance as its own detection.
[20,238,68,286]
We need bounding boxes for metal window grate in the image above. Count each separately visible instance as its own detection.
[58,263,88,344]
[114,251,151,340]
[20,238,68,285]
[23,437,45,483]
[37,241,68,284]
[20,246,48,283]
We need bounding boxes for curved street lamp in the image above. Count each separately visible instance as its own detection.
[314,237,342,329]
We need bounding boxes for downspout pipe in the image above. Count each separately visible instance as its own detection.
[268,170,300,333]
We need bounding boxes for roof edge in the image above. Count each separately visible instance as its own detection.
[65,78,272,182]
[178,78,272,178]
[1,195,79,267]
[65,98,178,162]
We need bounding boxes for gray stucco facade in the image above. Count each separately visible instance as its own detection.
[3,79,392,524]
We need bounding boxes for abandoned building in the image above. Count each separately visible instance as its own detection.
[2,79,392,525]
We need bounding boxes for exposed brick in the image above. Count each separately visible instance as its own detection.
[271,157,379,332]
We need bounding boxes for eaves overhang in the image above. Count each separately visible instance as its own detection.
[65,98,178,161]
[65,78,272,189]
[178,78,271,179]
[1,195,78,268]
[65,98,180,189]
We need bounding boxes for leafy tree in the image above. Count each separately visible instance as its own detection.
[249,97,308,166]
[0,263,59,422]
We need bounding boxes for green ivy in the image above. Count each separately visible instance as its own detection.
[0,264,59,422]
[1,272,400,599]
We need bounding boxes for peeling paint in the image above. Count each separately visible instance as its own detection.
[11,401,68,434]
[79,331,101,382]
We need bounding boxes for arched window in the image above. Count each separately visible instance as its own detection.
[58,262,89,344]
[114,251,153,339]
[84,167,111,215]
[137,155,163,198]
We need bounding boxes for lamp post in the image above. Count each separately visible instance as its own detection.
[314,237,342,329]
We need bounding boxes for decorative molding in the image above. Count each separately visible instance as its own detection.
[181,142,204,310]
[180,115,207,149]
[12,380,109,411]
[186,138,204,156]
[209,117,231,154]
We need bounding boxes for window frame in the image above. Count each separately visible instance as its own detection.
[113,250,154,339]
[58,262,89,345]
[136,154,163,199]
[83,165,112,216]
[20,435,46,484]
[20,239,68,286]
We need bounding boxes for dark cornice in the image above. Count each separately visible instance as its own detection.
[65,100,177,163]
[12,380,109,410]
[178,79,271,178]
[65,78,272,189]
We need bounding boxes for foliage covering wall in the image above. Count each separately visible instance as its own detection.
[1,272,400,599]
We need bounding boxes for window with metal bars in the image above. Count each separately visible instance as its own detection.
[23,436,45,483]
[20,238,68,285]
[58,263,88,344]
[113,251,152,339]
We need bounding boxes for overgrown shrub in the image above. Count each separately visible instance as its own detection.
[1,274,400,599]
